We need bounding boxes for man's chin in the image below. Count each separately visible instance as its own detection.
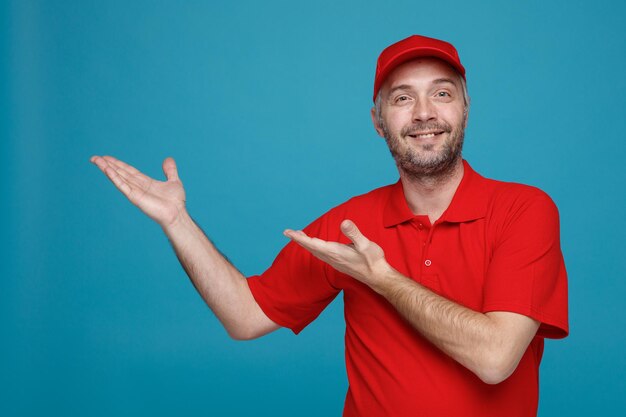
[397,153,462,178]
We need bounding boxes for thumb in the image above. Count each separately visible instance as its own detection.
[162,157,180,181]
[340,220,368,249]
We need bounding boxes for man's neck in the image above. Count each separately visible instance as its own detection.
[399,159,464,224]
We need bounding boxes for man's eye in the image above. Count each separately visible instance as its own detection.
[436,91,451,97]
[395,96,410,102]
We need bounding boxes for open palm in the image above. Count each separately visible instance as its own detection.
[91,155,186,227]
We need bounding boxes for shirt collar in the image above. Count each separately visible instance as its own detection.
[383,159,489,227]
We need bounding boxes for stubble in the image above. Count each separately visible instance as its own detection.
[381,119,465,181]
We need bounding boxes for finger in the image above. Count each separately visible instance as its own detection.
[284,229,351,261]
[283,229,310,244]
[112,164,140,188]
[91,156,134,195]
[284,229,325,251]
[340,220,369,249]
[102,163,132,197]
[98,157,138,185]
[162,157,179,181]
[102,155,142,176]
[91,155,109,171]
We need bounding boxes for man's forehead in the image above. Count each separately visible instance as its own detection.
[383,57,461,91]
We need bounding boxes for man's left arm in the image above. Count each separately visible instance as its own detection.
[284,220,539,385]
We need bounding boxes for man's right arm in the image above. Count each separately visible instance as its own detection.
[162,210,280,340]
[90,155,280,340]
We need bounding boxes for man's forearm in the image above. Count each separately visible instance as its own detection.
[162,210,279,340]
[373,269,538,384]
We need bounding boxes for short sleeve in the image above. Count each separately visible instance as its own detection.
[247,213,341,335]
[482,190,569,339]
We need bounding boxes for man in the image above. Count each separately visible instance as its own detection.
[91,35,568,416]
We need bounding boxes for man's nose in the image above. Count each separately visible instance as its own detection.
[412,98,437,122]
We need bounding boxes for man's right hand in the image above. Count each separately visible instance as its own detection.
[90,154,280,340]
[90,155,186,228]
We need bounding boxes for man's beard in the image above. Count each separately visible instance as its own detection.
[381,119,465,180]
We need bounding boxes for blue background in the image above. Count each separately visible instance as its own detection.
[2,0,624,415]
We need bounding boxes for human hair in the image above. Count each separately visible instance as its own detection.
[374,71,470,126]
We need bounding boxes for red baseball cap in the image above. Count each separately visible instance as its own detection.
[373,35,466,102]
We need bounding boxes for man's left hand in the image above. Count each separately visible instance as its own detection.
[284,220,391,291]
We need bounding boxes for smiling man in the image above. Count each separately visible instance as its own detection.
[92,35,568,417]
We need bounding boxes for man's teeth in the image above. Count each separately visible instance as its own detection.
[413,132,439,138]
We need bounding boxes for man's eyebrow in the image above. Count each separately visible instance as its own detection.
[432,77,459,86]
[387,84,413,95]
[386,79,459,97]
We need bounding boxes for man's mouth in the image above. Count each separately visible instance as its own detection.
[407,130,445,139]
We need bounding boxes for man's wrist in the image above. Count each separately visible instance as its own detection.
[369,263,404,296]
[161,206,192,235]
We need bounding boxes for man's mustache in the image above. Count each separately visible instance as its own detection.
[401,122,452,136]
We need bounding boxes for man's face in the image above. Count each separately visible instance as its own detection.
[372,58,468,179]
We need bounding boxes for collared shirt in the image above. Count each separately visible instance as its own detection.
[248,160,569,417]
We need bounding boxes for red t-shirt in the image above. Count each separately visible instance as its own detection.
[247,160,569,417]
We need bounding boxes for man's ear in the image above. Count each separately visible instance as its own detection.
[371,107,385,138]
[463,107,469,129]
